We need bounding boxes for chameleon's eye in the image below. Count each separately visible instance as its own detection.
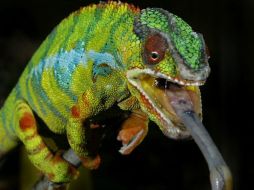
[150,51,160,61]
[143,33,168,65]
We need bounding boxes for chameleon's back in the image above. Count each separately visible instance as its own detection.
[0,2,139,157]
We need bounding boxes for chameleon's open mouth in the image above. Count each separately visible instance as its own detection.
[127,68,203,139]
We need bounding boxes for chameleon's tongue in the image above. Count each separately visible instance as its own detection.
[139,75,202,135]
[137,75,232,189]
[166,84,233,190]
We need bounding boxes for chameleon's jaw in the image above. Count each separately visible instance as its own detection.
[127,68,203,139]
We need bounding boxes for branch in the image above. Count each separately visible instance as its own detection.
[32,149,81,190]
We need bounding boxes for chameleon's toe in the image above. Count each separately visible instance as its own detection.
[117,125,143,144]
[117,110,148,155]
[46,152,79,183]
[80,154,101,170]
[117,126,147,155]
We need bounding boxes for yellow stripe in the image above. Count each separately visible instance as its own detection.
[40,68,74,117]
[65,5,97,52]
[70,60,94,96]
[85,5,129,52]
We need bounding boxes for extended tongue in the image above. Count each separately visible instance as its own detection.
[166,88,233,190]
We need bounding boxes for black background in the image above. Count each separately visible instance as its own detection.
[0,0,253,189]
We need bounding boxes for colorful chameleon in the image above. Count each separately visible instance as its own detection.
[0,1,211,185]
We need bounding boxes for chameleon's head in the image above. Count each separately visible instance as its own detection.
[127,8,210,139]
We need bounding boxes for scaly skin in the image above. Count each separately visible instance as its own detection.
[0,2,210,184]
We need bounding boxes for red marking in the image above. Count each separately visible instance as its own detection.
[19,113,35,131]
[71,105,80,118]
[144,34,168,64]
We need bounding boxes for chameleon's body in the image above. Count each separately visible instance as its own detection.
[0,2,210,184]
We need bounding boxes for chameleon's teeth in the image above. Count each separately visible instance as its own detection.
[128,68,205,87]
[179,81,185,85]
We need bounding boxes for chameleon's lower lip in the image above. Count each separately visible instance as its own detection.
[127,69,202,139]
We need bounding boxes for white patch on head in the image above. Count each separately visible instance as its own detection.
[178,62,210,81]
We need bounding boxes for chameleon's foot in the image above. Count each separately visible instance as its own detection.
[80,154,101,170]
[117,110,148,155]
[33,176,70,190]
[45,151,79,183]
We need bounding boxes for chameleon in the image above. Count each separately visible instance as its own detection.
[0,1,211,184]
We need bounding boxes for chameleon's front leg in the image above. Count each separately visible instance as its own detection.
[66,94,101,170]
[15,100,78,183]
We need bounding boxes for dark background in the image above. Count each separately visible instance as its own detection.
[0,0,253,189]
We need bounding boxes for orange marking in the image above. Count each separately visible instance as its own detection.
[19,112,35,131]
[140,94,168,131]
[47,173,55,181]
[68,165,78,178]
[81,155,101,170]
[28,142,46,155]
[52,153,64,165]
[140,94,153,111]
[45,152,53,161]
[140,94,163,120]
[71,105,80,118]
[90,123,100,129]
[127,3,140,13]
[82,94,90,107]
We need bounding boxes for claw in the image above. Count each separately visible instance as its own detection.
[118,129,145,155]
[117,110,148,155]
[80,155,101,170]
